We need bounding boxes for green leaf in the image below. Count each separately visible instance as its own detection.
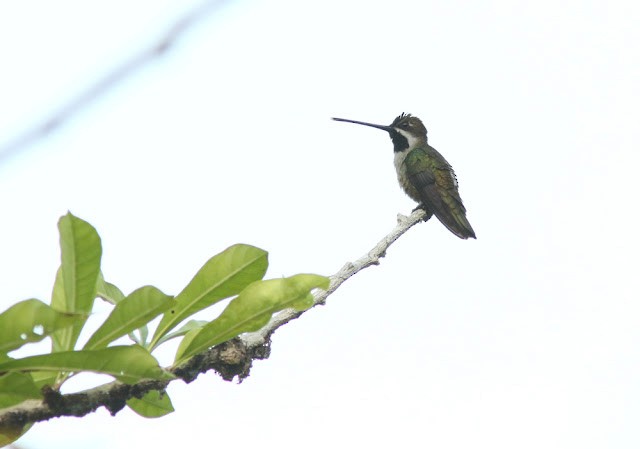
[150,244,268,349]
[0,346,174,384]
[0,372,42,408]
[0,422,32,447]
[95,274,152,346]
[154,319,207,348]
[30,371,59,389]
[127,390,174,418]
[176,274,329,363]
[0,299,80,353]
[138,326,149,344]
[173,327,201,363]
[84,286,172,350]
[131,324,150,347]
[51,267,65,312]
[51,213,102,352]
[54,213,102,313]
[0,362,36,443]
[96,273,126,305]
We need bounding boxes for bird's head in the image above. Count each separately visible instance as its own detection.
[332,113,427,152]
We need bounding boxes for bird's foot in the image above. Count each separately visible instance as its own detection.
[412,204,433,222]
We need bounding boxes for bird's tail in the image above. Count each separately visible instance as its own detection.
[435,209,476,240]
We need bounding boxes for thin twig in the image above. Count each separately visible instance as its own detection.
[241,208,427,348]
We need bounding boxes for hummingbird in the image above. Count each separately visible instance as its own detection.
[332,113,476,239]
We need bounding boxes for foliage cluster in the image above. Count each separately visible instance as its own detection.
[0,213,328,445]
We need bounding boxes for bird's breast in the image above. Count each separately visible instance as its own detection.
[393,148,409,174]
[393,149,421,202]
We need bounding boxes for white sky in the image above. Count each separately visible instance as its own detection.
[1,0,639,448]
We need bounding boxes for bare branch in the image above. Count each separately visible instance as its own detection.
[0,339,249,430]
[241,208,427,348]
[0,208,427,428]
[0,0,232,165]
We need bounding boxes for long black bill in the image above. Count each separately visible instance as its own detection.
[332,117,394,133]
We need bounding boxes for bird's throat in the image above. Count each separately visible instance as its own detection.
[392,128,422,153]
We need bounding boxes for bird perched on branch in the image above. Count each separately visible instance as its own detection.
[332,113,476,239]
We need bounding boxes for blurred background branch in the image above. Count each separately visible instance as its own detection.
[0,0,232,166]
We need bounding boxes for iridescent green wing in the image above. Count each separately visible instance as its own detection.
[404,146,476,239]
